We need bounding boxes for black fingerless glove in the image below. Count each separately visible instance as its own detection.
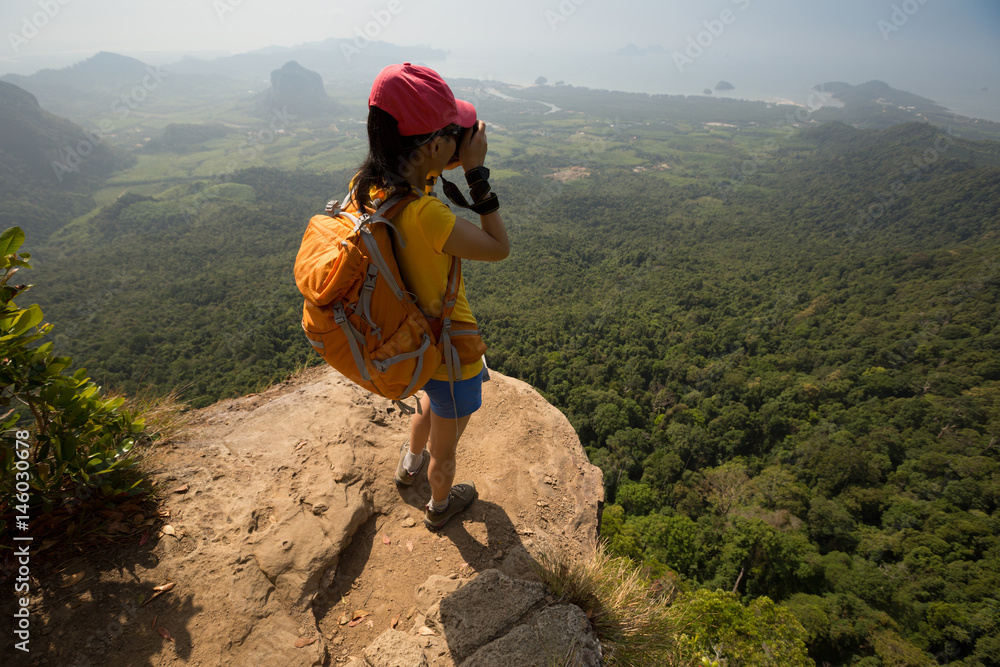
[441,167,499,215]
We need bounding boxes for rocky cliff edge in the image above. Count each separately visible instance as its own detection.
[30,367,604,666]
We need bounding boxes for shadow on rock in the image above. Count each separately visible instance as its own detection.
[395,473,539,574]
[439,499,538,579]
[7,538,203,667]
[433,569,602,666]
[312,512,378,626]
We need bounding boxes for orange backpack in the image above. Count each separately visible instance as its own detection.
[294,191,486,402]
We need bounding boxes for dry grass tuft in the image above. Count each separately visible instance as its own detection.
[115,387,190,448]
[100,386,190,506]
[534,544,694,667]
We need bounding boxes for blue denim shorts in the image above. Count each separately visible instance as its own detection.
[423,367,488,419]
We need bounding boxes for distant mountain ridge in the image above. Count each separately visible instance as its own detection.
[167,38,447,82]
[0,45,434,126]
[0,51,234,124]
[13,51,152,88]
[819,80,948,114]
[0,51,160,108]
[0,80,122,183]
[808,79,1000,139]
[0,80,125,241]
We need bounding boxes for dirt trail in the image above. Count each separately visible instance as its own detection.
[17,367,603,667]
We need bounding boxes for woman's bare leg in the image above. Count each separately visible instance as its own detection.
[426,412,471,502]
[408,393,432,455]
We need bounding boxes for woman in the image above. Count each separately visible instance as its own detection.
[353,63,509,530]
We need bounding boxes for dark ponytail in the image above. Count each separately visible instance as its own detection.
[352,106,433,213]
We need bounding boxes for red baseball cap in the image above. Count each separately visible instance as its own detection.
[369,63,477,137]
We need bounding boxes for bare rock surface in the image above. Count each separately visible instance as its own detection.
[461,603,603,667]
[363,569,602,667]
[431,569,547,662]
[414,574,466,610]
[363,629,430,667]
[22,366,602,667]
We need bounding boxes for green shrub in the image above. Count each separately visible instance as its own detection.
[0,227,148,538]
[534,543,815,666]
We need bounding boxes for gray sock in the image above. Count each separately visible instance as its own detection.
[428,496,450,512]
[403,449,421,473]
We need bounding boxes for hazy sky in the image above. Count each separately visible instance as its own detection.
[3,0,999,117]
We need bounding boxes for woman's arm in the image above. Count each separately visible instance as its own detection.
[441,121,510,262]
[443,210,509,261]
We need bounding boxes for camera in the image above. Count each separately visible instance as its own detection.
[451,121,479,163]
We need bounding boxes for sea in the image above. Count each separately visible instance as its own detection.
[424,52,1000,123]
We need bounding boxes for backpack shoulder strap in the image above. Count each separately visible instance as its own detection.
[440,257,462,322]
[379,191,419,220]
[365,190,419,242]
[439,257,464,385]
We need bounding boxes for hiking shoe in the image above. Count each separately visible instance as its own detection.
[424,481,477,531]
[394,440,428,486]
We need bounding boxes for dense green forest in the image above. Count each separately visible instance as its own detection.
[484,123,1000,665]
[33,170,334,401]
[14,72,1000,665]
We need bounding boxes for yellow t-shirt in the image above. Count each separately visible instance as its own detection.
[391,187,484,381]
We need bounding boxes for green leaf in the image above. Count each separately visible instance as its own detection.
[10,305,43,336]
[29,342,54,360]
[103,396,125,410]
[0,413,18,432]
[58,437,76,464]
[0,227,25,257]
